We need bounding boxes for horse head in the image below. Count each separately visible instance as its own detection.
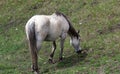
[70,30,82,54]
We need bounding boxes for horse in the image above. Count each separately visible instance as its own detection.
[25,12,81,74]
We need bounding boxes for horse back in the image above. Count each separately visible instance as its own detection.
[27,14,69,41]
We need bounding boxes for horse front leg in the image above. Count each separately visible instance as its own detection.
[59,38,65,61]
[49,41,56,63]
[59,33,66,61]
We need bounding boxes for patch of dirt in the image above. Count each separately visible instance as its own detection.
[97,24,120,35]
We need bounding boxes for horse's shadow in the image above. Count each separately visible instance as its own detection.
[41,49,88,74]
[56,49,88,69]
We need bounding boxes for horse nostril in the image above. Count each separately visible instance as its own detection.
[76,50,82,54]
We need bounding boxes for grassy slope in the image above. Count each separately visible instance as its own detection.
[0,0,120,74]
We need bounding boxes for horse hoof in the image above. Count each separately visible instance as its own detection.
[31,65,39,74]
[59,57,63,62]
[34,71,39,74]
[48,59,55,64]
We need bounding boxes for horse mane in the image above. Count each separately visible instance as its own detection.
[55,12,79,38]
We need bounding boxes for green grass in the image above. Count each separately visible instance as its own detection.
[0,0,120,74]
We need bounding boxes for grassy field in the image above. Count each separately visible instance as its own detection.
[0,0,120,74]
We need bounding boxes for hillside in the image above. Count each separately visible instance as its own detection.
[0,0,120,74]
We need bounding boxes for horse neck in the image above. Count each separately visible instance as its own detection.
[68,24,79,38]
[54,12,79,38]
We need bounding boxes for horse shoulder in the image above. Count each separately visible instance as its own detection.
[60,17,69,32]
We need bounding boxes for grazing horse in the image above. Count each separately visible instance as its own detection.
[25,12,81,74]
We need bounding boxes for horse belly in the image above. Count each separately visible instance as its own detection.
[45,31,61,41]
[45,26,62,41]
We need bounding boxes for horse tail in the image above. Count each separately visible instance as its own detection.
[26,21,38,71]
[28,21,37,53]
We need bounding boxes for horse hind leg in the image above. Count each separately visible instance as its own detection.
[29,39,39,73]
[30,39,42,74]
[28,40,39,73]
[49,41,56,64]
[30,51,39,73]
[27,23,39,73]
